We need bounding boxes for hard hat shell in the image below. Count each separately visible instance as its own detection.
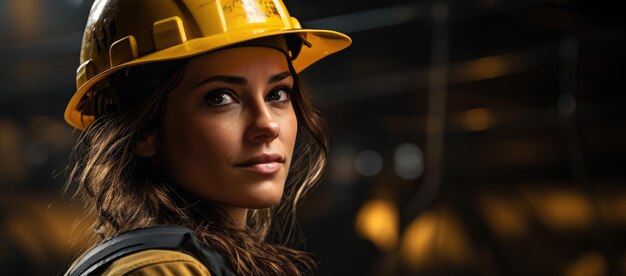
[65,0,352,130]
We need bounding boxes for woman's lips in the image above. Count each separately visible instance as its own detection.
[235,153,284,174]
[238,162,282,174]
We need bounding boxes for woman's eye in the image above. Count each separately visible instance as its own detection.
[266,87,291,102]
[205,90,236,106]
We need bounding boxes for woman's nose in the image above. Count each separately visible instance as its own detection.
[245,104,280,144]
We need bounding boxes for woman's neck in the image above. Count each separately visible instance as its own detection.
[218,206,248,230]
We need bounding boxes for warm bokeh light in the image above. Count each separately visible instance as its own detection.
[524,188,594,231]
[28,116,75,152]
[8,0,41,42]
[1,195,87,274]
[563,252,608,276]
[400,208,473,270]
[463,108,492,132]
[478,193,529,239]
[0,119,28,184]
[355,199,399,252]
[0,0,624,275]
[452,55,510,83]
[400,211,438,268]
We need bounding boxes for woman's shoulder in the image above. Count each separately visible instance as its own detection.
[102,249,211,276]
[65,225,224,276]
[65,225,230,276]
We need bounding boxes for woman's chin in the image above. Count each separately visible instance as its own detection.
[243,194,284,209]
[238,180,285,209]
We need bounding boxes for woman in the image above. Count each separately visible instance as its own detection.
[63,0,351,275]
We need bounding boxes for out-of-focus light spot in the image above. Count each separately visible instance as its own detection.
[394,143,423,180]
[401,208,473,270]
[454,56,510,83]
[29,116,75,152]
[564,252,608,276]
[355,199,399,252]
[524,188,594,231]
[354,150,383,176]
[7,211,48,263]
[8,0,41,41]
[401,212,438,268]
[22,140,49,166]
[1,196,89,267]
[478,194,529,239]
[463,108,491,131]
[328,145,357,184]
[0,119,27,184]
[558,94,576,116]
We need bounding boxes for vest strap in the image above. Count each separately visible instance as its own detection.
[66,225,234,276]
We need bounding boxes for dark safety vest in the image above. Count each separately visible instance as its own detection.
[66,225,236,276]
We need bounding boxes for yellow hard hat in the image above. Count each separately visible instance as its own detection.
[64,0,352,130]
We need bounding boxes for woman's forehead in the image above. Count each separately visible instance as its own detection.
[186,47,291,76]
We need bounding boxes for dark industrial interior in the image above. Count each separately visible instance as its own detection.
[0,0,624,275]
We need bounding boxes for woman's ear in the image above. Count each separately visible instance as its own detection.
[134,131,157,157]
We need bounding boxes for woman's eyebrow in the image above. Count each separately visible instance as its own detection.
[197,75,247,87]
[269,71,292,83]
[196,71,291,87]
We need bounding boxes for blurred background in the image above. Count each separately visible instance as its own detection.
[0,0,624,275]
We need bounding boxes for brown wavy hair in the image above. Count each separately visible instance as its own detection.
[65,52,327,275]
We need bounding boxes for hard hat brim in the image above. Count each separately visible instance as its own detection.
[64,28,351,130]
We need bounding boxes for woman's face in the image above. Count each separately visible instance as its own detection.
[142,47,298,217]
